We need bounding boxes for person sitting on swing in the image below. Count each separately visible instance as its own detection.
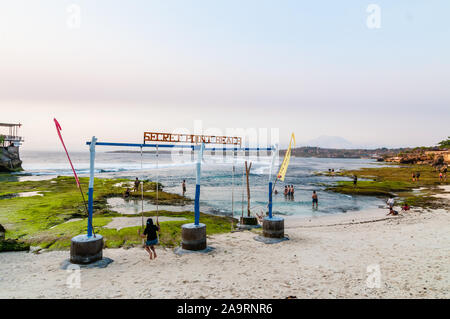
[138,218,160,260]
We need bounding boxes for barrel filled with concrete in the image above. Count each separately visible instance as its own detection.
[70,234,103,264]
[181,223,207,251]
[263,217,284,238]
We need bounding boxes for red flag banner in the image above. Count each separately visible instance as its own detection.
[54,118,81,188]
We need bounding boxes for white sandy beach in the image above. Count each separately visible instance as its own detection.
[0,205,449,299]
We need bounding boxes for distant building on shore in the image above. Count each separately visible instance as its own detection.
[0,123,24,172]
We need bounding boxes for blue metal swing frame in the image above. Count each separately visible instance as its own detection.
[85,139,275,237]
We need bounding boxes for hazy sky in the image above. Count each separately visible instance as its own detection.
[1,0,449,151]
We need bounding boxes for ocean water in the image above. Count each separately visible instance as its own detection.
[5,150,387,218]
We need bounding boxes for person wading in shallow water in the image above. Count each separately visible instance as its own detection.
[139,218,160,260]
[312,191,318,209]
[134,177,140,193]
[182,179,186,196]
[353,175,358,187]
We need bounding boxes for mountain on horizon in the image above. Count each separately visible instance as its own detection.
[303,135,355,149]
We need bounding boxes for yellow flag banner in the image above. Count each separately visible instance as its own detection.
[277,133,296,181]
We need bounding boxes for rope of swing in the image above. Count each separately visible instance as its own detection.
[138,145,160,241]
[141,146,144,229]
[156,145,159,222]
[241,165,245,218]
[231,153,235,232]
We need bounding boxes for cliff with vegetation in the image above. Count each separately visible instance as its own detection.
[383,138,450,167]
[0,146,22,172]
[385,149,449,166]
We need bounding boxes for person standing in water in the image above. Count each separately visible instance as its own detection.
[353,175,358,187]
[284,186,289,197]
[312,191,318,209]
[182,179,186,196]
[412,172,416,182]
[139,218,160,260]
[134,177,140,193]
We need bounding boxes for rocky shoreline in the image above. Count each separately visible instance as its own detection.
[384,149,449,165]
[0,146,22,172]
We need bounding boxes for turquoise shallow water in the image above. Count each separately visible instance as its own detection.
[6,150,387,218]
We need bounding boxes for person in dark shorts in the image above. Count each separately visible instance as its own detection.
[284,186,288,197]
[312,191,318,209]
[182,179,186,196]
[387,207,399,216]
[139,218,160,260]
[416,171,421,181]
[134,177,140,192]
[353,175,358,186]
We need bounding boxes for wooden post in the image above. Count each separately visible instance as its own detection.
[245,161,252,217]
[238,160,259,229]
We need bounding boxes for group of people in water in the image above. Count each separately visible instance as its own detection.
[280,184,319,208]
[283,185,295,199]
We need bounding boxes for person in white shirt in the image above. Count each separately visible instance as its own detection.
[387,198,395,209]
